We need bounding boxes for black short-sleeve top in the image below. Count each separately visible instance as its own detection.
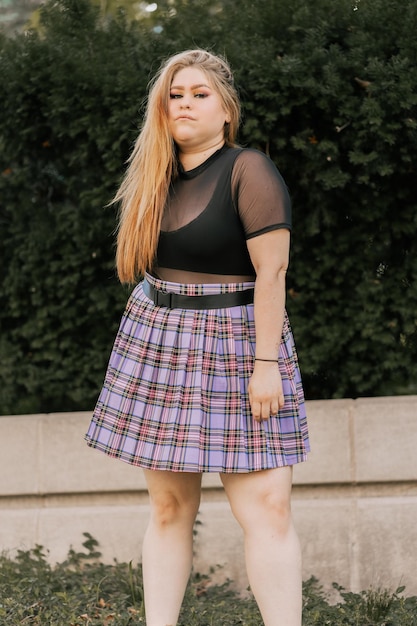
[156,145,291,276]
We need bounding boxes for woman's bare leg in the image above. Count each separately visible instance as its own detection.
[142,470,202,626]
[221,467,302,626]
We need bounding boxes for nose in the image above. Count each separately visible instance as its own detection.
[180,95,191,108]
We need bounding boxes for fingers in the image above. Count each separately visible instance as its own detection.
[277,390,285,410]
[250,395,285,422]
[248,370,285,422]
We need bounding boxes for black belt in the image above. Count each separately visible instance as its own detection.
[143,278,254,310]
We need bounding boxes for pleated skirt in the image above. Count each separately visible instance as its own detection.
[85,273,310,472]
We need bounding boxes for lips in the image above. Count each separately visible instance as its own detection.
[176,114,195,121]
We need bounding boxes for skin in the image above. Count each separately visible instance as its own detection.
[142,65,301,626]
[247,228,289,422]
[168,66,231,170]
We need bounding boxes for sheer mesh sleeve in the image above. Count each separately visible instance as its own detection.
[231,149,291,238]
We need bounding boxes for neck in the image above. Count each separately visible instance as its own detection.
[178,139,225,171]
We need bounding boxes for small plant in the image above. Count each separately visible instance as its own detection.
[1,536,417,624]
[302,578,417,626]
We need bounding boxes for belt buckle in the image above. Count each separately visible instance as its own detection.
[155,289,172,308]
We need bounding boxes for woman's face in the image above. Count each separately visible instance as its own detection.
[168,66,230,152]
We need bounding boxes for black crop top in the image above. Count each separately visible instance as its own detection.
[156,145,291,277]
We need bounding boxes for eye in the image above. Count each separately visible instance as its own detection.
[169,93,182,99]
[194,92,208,98]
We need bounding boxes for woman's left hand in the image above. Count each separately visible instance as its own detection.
[248,361,285,422]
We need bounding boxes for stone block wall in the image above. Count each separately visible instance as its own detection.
[1,396,416,595]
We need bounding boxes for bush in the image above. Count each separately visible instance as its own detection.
[0,534,416,625]
[0,1,151,413]
[1,0,416,413]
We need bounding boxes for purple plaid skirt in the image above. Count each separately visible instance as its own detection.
[85,273,310,472]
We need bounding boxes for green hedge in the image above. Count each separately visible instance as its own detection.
[1,0,416,414]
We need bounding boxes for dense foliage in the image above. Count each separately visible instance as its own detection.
[1,0,416,413]
[0,534,416,625]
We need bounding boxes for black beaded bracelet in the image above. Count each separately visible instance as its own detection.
[254,358,278,362]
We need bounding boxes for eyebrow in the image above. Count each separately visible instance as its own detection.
[170,83,212,90]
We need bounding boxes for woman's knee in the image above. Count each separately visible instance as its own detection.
[262,490,292,527]
[149,490,200,528]
[144,471,202,528]
[222,469,293,534]
[238,491,292,533]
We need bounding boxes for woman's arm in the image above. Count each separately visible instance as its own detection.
[246,228,290,422]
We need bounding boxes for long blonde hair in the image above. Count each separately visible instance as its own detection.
[115,49,241,283]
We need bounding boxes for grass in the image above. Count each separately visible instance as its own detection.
[0,533,416,625]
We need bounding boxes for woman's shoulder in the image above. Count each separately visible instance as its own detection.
[232,147,286,182]
[234,146,282,169]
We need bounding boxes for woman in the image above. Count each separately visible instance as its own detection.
[86,49,310,626]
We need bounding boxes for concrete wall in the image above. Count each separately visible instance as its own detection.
[1,396,416,596]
